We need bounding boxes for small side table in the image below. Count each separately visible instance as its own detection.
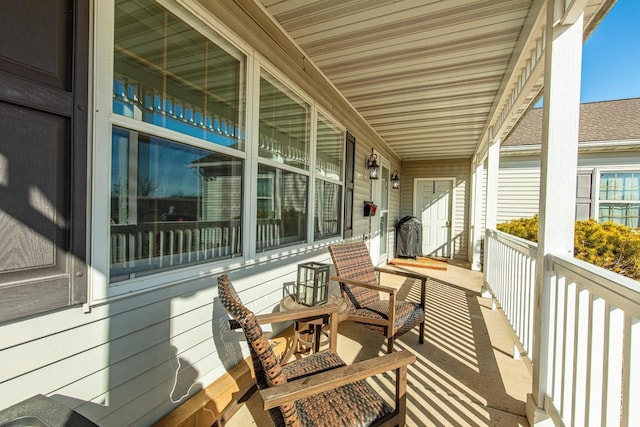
[279,294,348,355]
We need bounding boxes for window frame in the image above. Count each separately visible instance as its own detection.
[91,0,349,303]
[595,167,640,228]
[314,107,346,241]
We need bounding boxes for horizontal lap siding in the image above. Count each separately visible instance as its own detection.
[0,252,335,425]
[400,159,471,260]
[497,151,640,225]
[498,156,541,223]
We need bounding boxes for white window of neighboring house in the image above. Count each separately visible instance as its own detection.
[598,171,640,228]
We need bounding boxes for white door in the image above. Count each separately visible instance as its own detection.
[415,179,452,257]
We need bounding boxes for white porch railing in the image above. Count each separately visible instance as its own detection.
[484,229,537,361]
[485,229,640,426]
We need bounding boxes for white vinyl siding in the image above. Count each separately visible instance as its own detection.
[497,156,541,223]
[497,151,640,225]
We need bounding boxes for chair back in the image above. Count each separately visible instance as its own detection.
[217,275,298,427]
[328,242,380,310]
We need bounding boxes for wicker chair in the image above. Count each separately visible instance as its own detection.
[328,241,427,353]
[218,274,415,427]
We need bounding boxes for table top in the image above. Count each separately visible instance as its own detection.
[280,294,348,320]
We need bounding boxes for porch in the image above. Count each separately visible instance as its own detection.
[226,261,532,426]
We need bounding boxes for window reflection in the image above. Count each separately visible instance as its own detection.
[113,0,245,150]
[316,113,343,179]
[110,127,243,282]
[314,180,342,240]
[259,74,309,169]
[256,165,308,251]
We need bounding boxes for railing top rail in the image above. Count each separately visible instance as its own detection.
[486,228,538,256]
[549,253,640,317]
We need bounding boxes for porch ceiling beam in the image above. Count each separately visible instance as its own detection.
[473,0,547,164]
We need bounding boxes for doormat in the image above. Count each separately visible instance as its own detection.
[389,256,448,271]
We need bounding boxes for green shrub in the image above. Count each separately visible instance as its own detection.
[497,215,640,280]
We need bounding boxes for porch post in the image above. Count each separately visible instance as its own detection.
[529,0,583,423]
[470,157,485,271]
[481,139,500,297]
[485,139,500,233]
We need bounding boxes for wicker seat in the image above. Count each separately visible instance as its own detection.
[218,274,415,427]
[328,241,427,353]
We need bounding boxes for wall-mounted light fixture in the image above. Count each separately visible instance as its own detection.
[391,170,400,189]
[366,153,379,179]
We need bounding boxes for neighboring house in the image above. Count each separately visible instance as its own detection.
[498,98,640,227]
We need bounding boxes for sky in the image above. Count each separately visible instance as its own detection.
[580,0,640,102]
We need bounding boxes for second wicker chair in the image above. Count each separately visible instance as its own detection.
[328,241,427,353]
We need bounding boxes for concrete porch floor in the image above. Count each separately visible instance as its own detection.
[227,260,532,426]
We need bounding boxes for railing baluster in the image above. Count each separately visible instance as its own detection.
[148,231,154,264]
[572,286,590,426]
[589,296,605,424]
[622,315,638,427]
[177,229,184,264]
[606,307,624,425]
[562,281,577,424]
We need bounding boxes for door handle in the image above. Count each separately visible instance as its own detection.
[445,220,451,228]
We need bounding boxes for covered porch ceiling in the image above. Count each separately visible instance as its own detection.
[257,0,615,161]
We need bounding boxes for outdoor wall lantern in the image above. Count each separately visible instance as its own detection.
[391,170,400,189]
[366,153,379,179]
[296,262,330,306]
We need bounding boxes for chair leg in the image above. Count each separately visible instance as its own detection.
[419,321,425,344]
[387,337,394,353]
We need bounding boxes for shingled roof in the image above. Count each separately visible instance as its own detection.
[503,98,640,147]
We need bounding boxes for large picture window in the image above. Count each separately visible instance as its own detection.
[599,171,640,227]
[110,0,246,283]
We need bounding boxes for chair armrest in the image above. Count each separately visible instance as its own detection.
[260,350,416,409]
[229,303,341,330]
[375,266,428,281]
[330,275,397,294]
